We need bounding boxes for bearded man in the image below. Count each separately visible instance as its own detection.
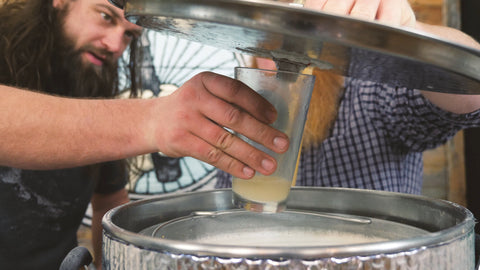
[0,0,142,268]
[0,0,291,268]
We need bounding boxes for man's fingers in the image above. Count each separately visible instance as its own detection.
[377,0,402,25]
[198,72,278,124]
[304,0,328,10]
[305,0,379,20]
[178,128,277,179]
[350,0,381,21]
[304,0,415,27]
[322,0,355,15]
[187,116,281,176]
[377,0,416,27]
[200,96,289,154]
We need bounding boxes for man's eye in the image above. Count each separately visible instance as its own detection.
[100,12,112,22]
[125,31,137,39]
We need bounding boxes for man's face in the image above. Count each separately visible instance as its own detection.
[53,0,142,70]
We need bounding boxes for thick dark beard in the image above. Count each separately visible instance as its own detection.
[48,9,119,98]
[50,46,119,98]
[0,0,124,98]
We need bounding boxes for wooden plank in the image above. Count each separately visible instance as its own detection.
[443,0,461,28]
[447,131,467,205]
[410,0,443,5]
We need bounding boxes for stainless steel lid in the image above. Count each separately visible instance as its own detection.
[121,0,480,94]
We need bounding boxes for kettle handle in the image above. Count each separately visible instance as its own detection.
[60,246,93,270]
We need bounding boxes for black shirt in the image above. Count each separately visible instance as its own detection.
[0,162,127,270]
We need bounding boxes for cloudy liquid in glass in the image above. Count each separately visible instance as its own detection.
[232,175,291,203]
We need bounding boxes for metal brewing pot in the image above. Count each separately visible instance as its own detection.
[102,187,475,269]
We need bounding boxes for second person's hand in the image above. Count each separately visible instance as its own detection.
[304,0,416,27]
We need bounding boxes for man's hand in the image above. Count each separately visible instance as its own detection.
[148,72,290,179]
[304,0,416,27]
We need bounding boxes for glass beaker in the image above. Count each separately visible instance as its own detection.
[232,67,315,212]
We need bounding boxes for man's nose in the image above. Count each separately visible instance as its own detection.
[101,28,128,58]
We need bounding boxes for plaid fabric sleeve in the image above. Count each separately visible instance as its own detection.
[356,79,480,152]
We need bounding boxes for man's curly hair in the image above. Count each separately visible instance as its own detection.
[0,0,141,98]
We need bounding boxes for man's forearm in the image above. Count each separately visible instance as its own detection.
[415,22,480,114]
[415,22,480,51]
[0,85,155,169]
[1,72,291,179]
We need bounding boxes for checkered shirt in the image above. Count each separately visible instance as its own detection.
[215,78,480,194]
